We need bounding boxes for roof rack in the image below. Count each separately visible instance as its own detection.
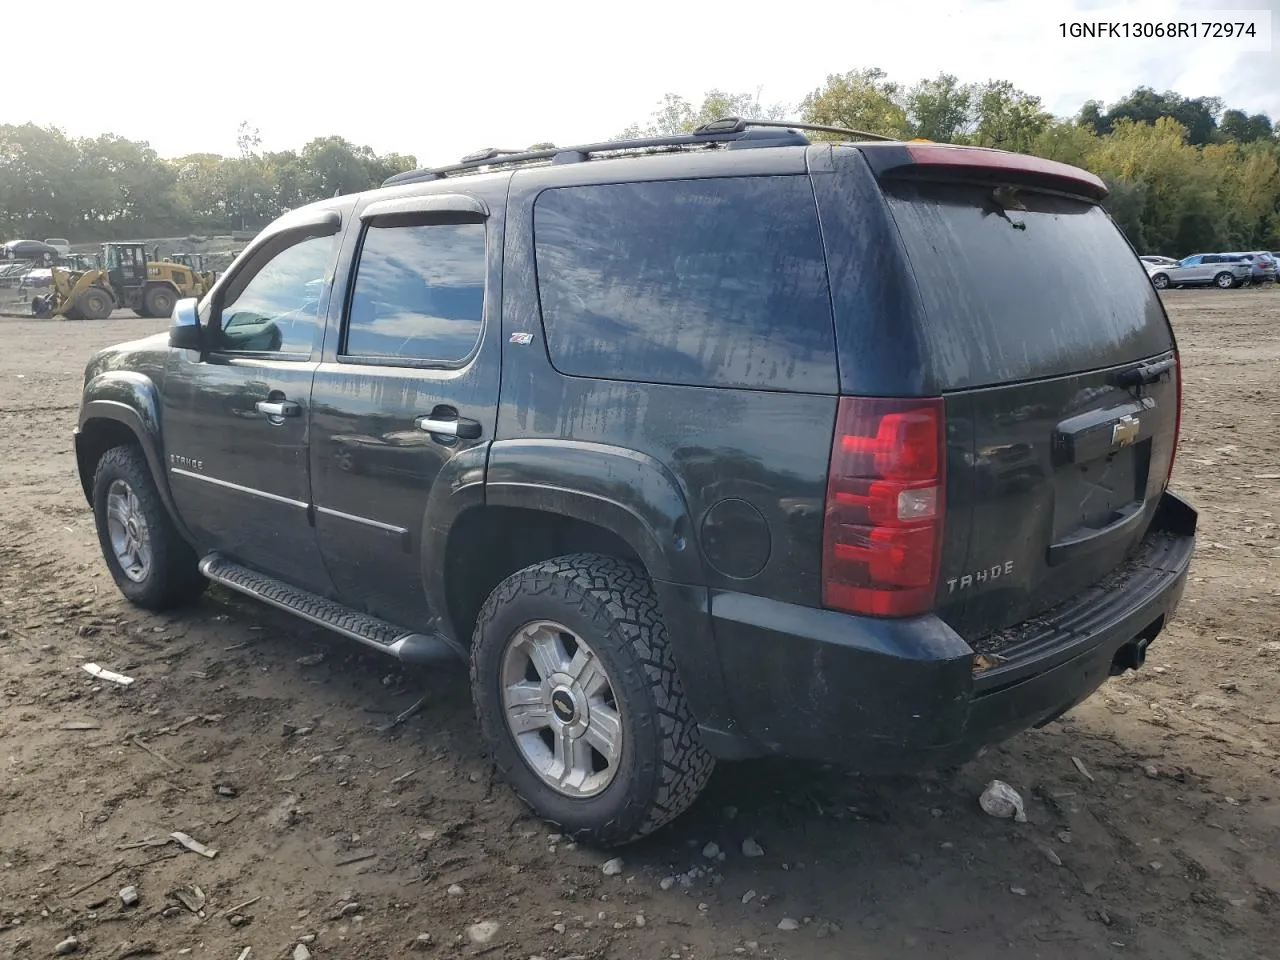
[382,116,898,187]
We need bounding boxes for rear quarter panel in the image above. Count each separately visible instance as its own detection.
[494,152,838,608]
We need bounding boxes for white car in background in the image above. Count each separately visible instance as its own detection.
[1141,256,1177,273]
[43,238,71,257]
[1147,254,1252,290]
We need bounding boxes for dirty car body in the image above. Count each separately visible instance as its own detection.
[74,122,1197,843]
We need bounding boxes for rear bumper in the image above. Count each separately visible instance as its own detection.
[694,491,1197,771]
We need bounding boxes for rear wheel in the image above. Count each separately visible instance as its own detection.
[1150,273,1170,289]
[1214,271,1237,289]
[470,554,714,846]
[143,285,176,319]
[92,445,206,609]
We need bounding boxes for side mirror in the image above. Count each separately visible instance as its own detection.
[168,297,202,351]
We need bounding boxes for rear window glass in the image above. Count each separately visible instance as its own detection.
[883,182,1171,390]
[533,176,837,392]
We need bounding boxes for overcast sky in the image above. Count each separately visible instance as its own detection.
[8,0,1276,167]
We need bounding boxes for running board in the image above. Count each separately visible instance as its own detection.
[199,554,464,666]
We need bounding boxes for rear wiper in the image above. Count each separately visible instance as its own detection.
[1111,357,1175,388]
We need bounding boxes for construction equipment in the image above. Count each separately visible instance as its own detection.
[166,253,218,292]
[30,267,115,320]
[31,242,206,321]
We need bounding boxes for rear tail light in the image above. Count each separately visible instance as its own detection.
[822,397,946,618]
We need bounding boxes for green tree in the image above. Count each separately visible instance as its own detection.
[971,80,1050,153]
[1030,120,1099,168]
[1220,109,1275,143]
[0,124,82,239]
[906,73,974,142]
[620,89,788,138]
[799,68,910,138]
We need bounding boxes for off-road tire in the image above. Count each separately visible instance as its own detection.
[143,285,176,319]
[470,554,714,846]
[92,445,206,610]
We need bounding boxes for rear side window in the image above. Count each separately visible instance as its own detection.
[344,222,486,364]
[883,181,1172,390]
[533,176,837,392]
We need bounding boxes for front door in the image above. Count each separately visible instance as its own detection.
[164,228,342,592]
[309,194,500,630]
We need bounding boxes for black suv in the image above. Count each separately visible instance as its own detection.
[74,119,1197,845]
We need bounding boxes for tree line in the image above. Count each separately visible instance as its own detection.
[0,122,416,243]
[3,73,1278,255]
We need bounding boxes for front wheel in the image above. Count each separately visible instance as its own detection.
[1151,273,1170,289]
[470,554,714,846]
[92,445,206,609]
[1214,271,1237,289]
[78,286,114,320]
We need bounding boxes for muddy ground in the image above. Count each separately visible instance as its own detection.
[1,288,1278,960]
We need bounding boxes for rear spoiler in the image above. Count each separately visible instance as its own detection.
[858,142,1108,202]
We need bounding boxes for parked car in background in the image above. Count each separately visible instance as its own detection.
[2,239,59,263]
[44,238,71,257]
[1140,255,1179,269]
[1223,251,1277,284]
[1147,254,1251,290]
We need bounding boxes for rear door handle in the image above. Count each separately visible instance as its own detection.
[416,412,482,440]
[255,400,300,418]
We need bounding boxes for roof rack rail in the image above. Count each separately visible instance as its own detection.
[382,116,897,187]
[691,117,898,141]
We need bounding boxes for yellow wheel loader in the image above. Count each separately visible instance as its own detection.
[30,268,115,321]
[167,253,218,294]
[31,242,205,320]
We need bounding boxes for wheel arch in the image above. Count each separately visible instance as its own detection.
[75,378,192,544]
[425,440,739,746]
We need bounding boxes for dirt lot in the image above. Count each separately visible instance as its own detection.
[1,289,1278,960]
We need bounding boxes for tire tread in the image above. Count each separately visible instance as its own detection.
[93,444,205,610]
[471,553,714,844]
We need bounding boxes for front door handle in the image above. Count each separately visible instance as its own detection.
[416,411,482,440]
[255,400,300,418]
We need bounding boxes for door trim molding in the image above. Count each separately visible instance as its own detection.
[170,468,309,510]
[315,505,412,550]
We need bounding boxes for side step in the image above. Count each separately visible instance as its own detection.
[199,554,465,666]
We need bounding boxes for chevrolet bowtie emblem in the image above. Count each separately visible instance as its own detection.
[1111,415,1140,448]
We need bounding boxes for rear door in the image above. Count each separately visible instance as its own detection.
[873,177,1179,642]
[308,189,501,630]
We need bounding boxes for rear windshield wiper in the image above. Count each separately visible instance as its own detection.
[1111,356,1175,388]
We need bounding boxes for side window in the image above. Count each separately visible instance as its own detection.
[216,233,337,355]
[1204,255,1220,264]
[532,176,836,391]
[342,221,486,364]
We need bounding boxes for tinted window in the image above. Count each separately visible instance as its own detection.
[218,234,336,354]
[883,181,1172,390]
[344,222,486,363]
[533,177,836,391]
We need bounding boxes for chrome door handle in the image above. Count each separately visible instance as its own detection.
[255,400,300,417]
[416,414,482,440]
[417,417,459,436]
